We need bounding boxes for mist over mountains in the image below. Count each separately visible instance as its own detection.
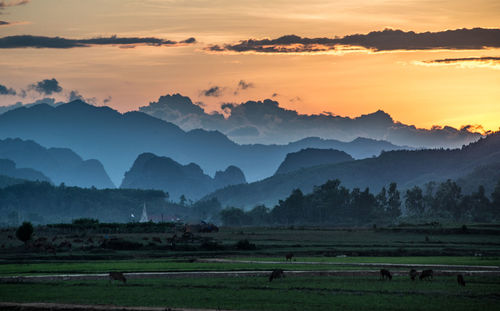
[139,94,481,148]
[0,100,406,186]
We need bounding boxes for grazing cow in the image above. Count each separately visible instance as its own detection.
[269,269,285,282]
[457,274,466,286]
[285,253,294,261]
[420,269,433,281]
[380,269,392,280]
[109,272,127,284]
[409,269,418,281]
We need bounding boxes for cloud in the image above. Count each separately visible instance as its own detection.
[0,0,29,9]
[0,21,9,26]
[415,56,500,70]
[423,56,500,63]
[206,28,500,54]
[0,83,16,95]
[68,90,97,105]
[201,86,223,97]
[234,80,254,95]
[0,35,197,49]
[30,78,62,95]
[103,96,112,104]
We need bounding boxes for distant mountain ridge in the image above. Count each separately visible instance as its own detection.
[0,138,114,189]
[121,153,246,200]
[275,148,354,175]
[139,93,481,148]
[0,101,407,185]
[0,159,50,183]
[205,132,500,209]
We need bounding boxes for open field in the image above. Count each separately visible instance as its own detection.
[1,275,499,311]
[1,224,499,310]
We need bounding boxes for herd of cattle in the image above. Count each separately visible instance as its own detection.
[108,253,468,287]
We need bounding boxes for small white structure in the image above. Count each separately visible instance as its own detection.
[139,203,149,223]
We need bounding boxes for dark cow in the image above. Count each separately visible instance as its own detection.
[409,269,418,281]
[269,269,285,282]
[285,253,294,261]
[109,272,127,284]
[457,274,466,286]
[380,269,392,280]
[420,269,433,281]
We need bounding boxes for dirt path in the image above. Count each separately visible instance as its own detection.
[1,269,499,283]
[0,302,232,311]
[199,258,500,270]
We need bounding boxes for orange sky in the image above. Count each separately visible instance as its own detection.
[0,0,499,131]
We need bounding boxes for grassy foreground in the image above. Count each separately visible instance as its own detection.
[0,276,499,311]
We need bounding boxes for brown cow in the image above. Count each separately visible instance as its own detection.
[109,272,127,284]
[380,269,392,280]
[420,269,433,281]
[409,269,418,281]
[285,253,294,261]
[269,269,285,282]
[457,274,466,286]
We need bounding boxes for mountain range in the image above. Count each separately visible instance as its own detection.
[0,138,114,188]
[0,159,50,183]
[275,148,354,175]
[204,132,500,209]
[139,93,482,148]
[0,100,407,185]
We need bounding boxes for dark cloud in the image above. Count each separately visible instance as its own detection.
[221,103,235,110]
[0,83,16,95]
[0,35,196,49]
[103,96,112,104]
[234,80,254,95]
[0,21,9,26]
[423,56,500,64]
[201,86,222,97]
[207,28,500,53]
[30,78,62,95]
[68,90,97,105]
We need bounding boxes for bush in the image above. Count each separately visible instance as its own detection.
[16,222,34,245]
[235,239,256,250]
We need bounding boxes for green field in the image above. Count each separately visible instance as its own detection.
[1,276,499,311]
[1,224,499,310]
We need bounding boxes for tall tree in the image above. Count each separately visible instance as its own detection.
[387,182,402,219]
[405,186,424,216]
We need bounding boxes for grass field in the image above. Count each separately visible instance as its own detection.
[0,276,499,311]
[1,224,499,310]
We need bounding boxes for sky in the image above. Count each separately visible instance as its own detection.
[0,0,499,132]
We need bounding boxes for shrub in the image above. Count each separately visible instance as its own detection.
[16,222,34,246]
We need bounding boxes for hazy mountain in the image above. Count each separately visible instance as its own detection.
[121,153,246,200]
[205,132,500,209]
[139,93,481,148]
[0,101,407,184]
[275,148,354,175]
[0,138,114,189]
[0,159,51,183]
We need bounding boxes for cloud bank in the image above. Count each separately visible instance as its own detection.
[0,35,196,49]
[0,83,16,95]
[207,28,500,54]
[139,93,482,149]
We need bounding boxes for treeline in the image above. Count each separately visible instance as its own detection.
[220,179,500,226]
[0,181,167,225]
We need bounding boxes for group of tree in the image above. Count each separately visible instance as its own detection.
[220,179,500,226]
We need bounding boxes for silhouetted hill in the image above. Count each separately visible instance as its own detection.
[275,148,354,175]
[205,132,500,209]
[0,159,51,183]
[0,101,408,184]
[0,174,29,188]
[0,138,114,188]
[121,153,246,200]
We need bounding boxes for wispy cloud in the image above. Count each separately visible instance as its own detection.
[201,86,223,97]
[0,35,196,49]
[0,0,29,9]
[414,56,500,70]
[0,83,16,95]
[206,28,500,54]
